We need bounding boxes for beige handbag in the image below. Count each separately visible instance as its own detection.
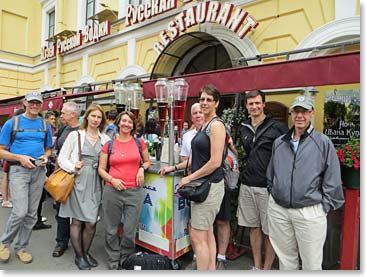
[45,131,81,203]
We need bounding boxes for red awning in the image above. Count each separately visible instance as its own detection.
[142,51,360,99]
[0,97,64,116]
[0,89,113,116]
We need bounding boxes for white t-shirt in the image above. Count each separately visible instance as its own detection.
[180,129,198,158]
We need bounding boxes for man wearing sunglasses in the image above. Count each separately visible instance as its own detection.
[0,91,53,264]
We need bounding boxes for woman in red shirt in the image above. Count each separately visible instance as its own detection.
[98,111,150,270]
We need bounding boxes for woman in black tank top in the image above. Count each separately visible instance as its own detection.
[180,85,226,270]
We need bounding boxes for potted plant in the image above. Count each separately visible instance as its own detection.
[147,137,162,161]
[221,107,248,260]
[336,137,360,189]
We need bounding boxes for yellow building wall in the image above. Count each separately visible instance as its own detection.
[61,58,82,87]
[48,67,57,89]
[88,44,128,81]
[0,0,42,56]
[136,34,162,73]
[0,68,42,99]
[101,0,119,11]
[245,0,335,62]
[61,0,78,33]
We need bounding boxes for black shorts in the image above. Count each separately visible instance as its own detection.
[216,187,232,221]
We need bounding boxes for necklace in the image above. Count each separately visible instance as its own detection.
[117,135,132,143]
[118,139,130,158]
[86,132,98,138]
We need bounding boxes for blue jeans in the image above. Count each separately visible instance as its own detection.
[1,165,45,251]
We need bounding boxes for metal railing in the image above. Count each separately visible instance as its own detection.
[238,39,360,65]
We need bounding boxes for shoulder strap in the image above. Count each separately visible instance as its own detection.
[106,137,143,172]
[42,118,48,148]
[10,115,48,147]
[134,136,143,167]
[106,138,114,172]
[204,116,228,167]
[77,131,82,161]
[10,115,20,145]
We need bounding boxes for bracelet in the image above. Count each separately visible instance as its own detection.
[174,165,178,171]
[108,176,113,182]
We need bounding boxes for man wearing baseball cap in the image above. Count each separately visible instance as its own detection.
[25,91,44,103]
[0,91,53,264]
[266,95,344,270]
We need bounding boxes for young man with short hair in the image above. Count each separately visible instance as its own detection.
[237,90,288,270]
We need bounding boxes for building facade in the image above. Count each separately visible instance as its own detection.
[0,0,360,131]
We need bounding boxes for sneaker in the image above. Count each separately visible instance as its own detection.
[216,259,227,270]
[0,244,10,262]
[250,266,261,270]
[1,201,12,208]
[185,259,197,270]
[16,249,33,264]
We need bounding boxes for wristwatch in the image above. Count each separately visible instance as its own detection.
[141,165,149,172]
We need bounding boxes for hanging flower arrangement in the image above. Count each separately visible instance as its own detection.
[336,137,360,170]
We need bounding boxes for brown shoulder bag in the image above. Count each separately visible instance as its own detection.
[45,131,82,203]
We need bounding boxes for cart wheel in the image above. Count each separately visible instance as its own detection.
[171,260,180,270]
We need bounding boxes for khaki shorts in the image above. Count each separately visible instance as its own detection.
[236,184,269,235]
[191,179,225,230]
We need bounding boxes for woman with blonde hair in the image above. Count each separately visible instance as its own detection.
[58,103,110,270]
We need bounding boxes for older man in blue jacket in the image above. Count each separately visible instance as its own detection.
[266,95,344,270]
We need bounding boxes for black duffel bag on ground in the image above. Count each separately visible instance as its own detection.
[121,252,173,270]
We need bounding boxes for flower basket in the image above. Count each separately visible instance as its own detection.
[341,166,360,189]
[336,137,360,189]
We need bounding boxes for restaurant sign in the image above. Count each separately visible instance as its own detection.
[41,21,110,60]
[125,0,259,54]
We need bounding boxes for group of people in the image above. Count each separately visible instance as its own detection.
[159,87,344,270]
[0,84,345,271]
[0,92,150,270]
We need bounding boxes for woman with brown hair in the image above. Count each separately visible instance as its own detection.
[98,111,150,270]
[161,85,226,270]
[58,103,110,270]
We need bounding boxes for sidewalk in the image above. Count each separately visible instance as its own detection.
[0,196,253,270]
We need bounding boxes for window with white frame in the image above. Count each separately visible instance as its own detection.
[41,0,56,47]
[86,0,96,25]
[47,10,55,48]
